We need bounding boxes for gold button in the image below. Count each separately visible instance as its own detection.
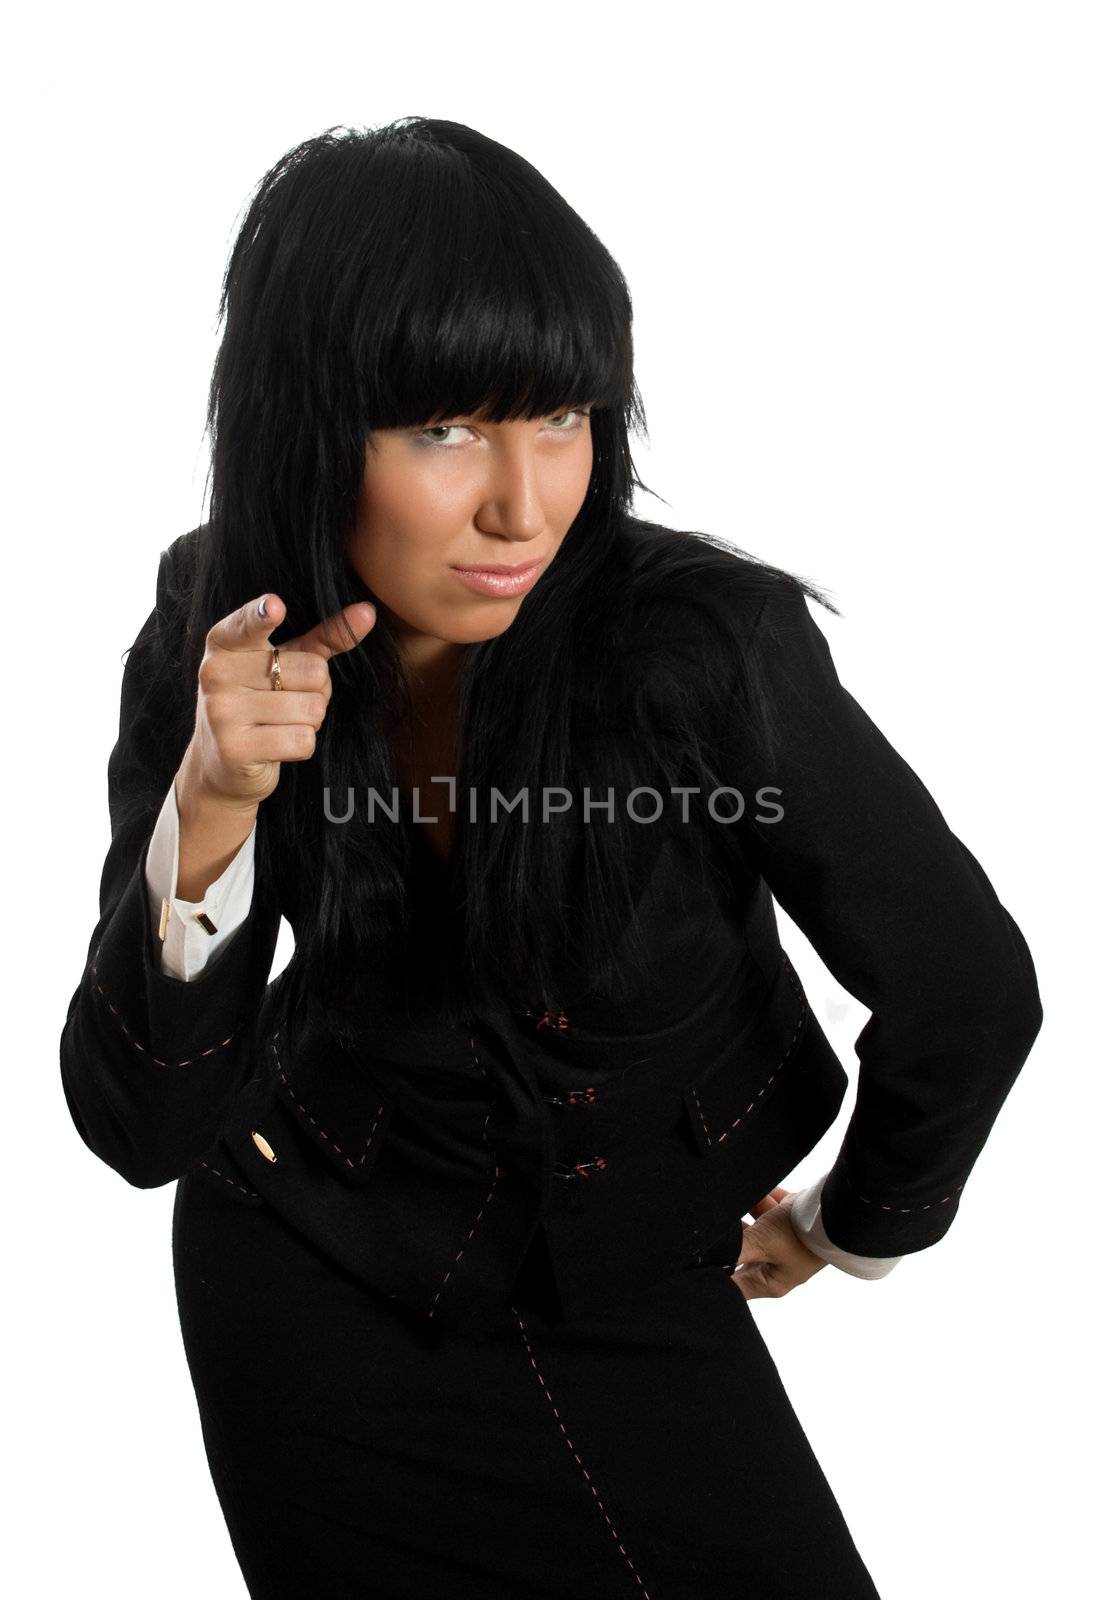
[251,1131,277,1162]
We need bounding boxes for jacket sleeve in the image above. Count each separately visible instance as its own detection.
[789,1172,902,1277]
[60,543,282,1189]
[722,582,1043,1259]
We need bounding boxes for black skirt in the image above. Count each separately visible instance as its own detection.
[173,1173,882,1599]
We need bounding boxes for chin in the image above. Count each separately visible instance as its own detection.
[453,608,522,644]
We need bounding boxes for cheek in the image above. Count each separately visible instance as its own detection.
[557,441,594,521]
[355,472,460,573]
[374,469,452,538]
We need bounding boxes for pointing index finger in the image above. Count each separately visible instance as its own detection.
[208,593,287,653]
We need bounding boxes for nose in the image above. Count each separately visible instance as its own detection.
[472,439,550,543]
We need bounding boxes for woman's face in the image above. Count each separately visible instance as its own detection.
[348,406,593,667]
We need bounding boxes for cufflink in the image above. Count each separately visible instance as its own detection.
[158,897,170,942]
[194,911,218,935]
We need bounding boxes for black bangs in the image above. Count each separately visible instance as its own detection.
[351,131,638,431]
[328,119,639,432]
[219,116,640,438]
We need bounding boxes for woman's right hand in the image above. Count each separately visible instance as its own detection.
[178,591,378,814]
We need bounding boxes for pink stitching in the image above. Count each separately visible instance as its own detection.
[270,1030,386,1175]
[428,1034,501,1316]
[690,990,808,1149]
[197,1160,259,1200]
[89,962,238,1068]
[545,1086,598,1106]
[838,1168,965,1212]
[527,1008,571,1032]
[428,1161,502,1316]
[553,1157,608,1179]
[510,1308,654,1600]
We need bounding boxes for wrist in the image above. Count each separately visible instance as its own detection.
[175,750,259,825]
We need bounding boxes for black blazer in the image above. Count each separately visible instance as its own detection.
[60,529,1044,1336]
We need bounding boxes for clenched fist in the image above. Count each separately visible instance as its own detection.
[730,1186,829,1301]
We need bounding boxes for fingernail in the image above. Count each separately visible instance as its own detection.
[258,595,269,618]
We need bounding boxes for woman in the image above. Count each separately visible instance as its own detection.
[60,118,1043,1599]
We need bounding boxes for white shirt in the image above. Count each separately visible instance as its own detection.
[143,782,899,1280]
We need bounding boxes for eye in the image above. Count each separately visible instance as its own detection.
[414,409,591,448]
[416,422,475,447]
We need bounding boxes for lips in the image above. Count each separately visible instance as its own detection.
[450,559,544,575]
[450,559,546,598]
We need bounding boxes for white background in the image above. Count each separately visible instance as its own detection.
[5,2,1095,1595]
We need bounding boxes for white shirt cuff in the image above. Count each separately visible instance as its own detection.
[143,781,257,982]
[790,1173,903,1279]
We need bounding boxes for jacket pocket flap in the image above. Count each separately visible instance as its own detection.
[682,952,810,1155]
[268,1023,396,1186]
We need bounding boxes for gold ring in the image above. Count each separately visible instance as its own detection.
[270,646,283,690]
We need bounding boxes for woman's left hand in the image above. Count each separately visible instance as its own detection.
[730,1186,829,1301]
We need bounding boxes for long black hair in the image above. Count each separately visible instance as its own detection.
[172,117,837,1041]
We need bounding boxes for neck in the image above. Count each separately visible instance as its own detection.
[401,636,464,707]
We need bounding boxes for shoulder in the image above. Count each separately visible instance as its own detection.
[156,523,208,616]
[122,524,208,700]
[617,517,827,680]
[610,519,844,768]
